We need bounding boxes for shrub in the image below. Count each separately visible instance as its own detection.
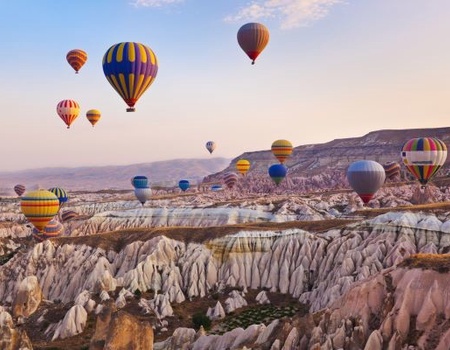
[192,312,211,331]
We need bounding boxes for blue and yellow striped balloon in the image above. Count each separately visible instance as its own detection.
[48,187,68,205]
[21,190,60,232]
[102,42,158,112]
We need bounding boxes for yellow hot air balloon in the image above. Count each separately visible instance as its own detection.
[236,159,251,175]
[271,139,293,164]
[86,109,101,127]
[21,189,60,232]
[66,49,87,74]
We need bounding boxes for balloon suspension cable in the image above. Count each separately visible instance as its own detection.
[127,107,136,112]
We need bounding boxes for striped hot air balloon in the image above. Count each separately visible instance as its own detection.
[48,187,68,206]
[347,160,386,204]
[271,139,293,164]
[56,99,80,129]
[211,184,222,192]
[66,49,87,74]
[32,219,64,241]
[86,109,101,127]
[14,184,26,197]
[223,172,239,189]
[383,161,401,181]
[178,180,190,192]
[21,189,60,232]
[102,42,158,112]
[268,164,287,185]
[132,176,149,189]
[236,159,251,175]
[206,141,216,154]
[134,187,152,205]
[401,137,447,186]
[237,23,270,65]
[61,210,78,222]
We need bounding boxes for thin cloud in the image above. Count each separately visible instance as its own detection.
[131,0,184,7]
[225,0,343,29]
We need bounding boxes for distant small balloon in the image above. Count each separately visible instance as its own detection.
[32,219,64,241]
[206,141,216,154]
[236,159,251,175]
[57,99,80,129]
[347,160,386,204]
[268,164,287,185]
[223,172,239,189]
[179,179,190,192]
[86,109,101,127]
[132,176,149,189]
[14,184,26,197]
[237,22,270,65]
[383,162,401,181]
[134,187,152,205]
[66,49,87,74]
[271,140,293,164]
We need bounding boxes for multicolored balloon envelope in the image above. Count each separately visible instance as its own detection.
[14,184,26,197]
[32,219,64,241]
[237,22,270,65]
[268,164,287,185]
[21,189,60,232]
[66,49,87,74]
[86,109,101,127]
[223,172,239,189]
[134,187,152,205]
[102,42,158,112]
[57,99,80,129]
[48,187,68,206]
[383,162,401,180]
[401,137,447,186]
[61,210,78,222]
[132,176,149,189]
[347,160,386,204]
[236,159,251,175]
[206,141,216,154]
[179,180,190,192]
[271,139,293,164]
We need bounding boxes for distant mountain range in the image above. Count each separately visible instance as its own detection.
[0,158,231,193]
[2,127,449,194]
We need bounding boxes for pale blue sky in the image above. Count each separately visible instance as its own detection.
[0,1,449,171]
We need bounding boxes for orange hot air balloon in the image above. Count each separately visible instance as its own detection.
[20,189,60,232]
[66,49,87,74]
[86,109,101,127]
[236,159,251,175]
[237,22,270,65]
[271,139,293,164]
[57,99,80,129]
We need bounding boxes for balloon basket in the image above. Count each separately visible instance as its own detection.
[126,107,135,112]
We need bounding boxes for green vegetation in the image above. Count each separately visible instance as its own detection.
[192,312,212,331]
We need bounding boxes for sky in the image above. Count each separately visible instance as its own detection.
[0,0,449,171]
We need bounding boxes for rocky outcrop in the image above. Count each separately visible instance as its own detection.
[12,276,42,318]
[0,310,33,350]
[91,307,153,350]
[52,304,87,340]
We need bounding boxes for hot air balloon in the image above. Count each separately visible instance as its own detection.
[383,162,401,181]
[48,187,68,207]
[271,140,293,164]
[86,109,101,127]
[21,189,60,232]
[134,187,152,205]
[237,23,270,65]
[347,160,386,204]
[223,172,239,189]
[66,49,87,74]
[132,176,149,189]
[236,159,251,175]
[61,210,78,223]
[268,164,287,185]
[102,42,158,112]
[206,141,216,154]
[32,219,64,241]
[14,184,26,197]
[57,99,80,129]
[211,184,223,191]
[179,180,190,192]
[401,137,447,186]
